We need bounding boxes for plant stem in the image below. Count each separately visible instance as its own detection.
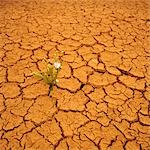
[48,83,54,96]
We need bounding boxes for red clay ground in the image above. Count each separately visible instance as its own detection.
[0,0,150,149]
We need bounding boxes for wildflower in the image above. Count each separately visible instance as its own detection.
[54,62,61,69]
[56,79,59,83]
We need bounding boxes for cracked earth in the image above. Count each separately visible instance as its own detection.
[0,0,150,149]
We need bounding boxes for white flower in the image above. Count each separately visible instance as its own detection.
[54,62,61,69]
[56,79,59,83]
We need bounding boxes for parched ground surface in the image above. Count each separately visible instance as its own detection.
[0,0,150,149]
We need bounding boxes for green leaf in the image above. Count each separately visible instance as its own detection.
[32,72,43,79]
[47,64,53,75]
[41,73,50,84]
[53,69,58,80]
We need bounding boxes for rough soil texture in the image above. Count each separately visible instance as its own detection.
[0,0,150,149]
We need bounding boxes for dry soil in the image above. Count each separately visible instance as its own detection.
[0,0,150,149]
